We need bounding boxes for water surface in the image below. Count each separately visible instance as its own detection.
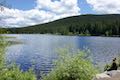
[4,34,120,74]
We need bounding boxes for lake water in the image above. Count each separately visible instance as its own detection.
[3,34,120,77]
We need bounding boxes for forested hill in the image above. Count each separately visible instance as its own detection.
[4,14,120,36]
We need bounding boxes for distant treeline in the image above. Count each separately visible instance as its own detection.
[1,14,120,36]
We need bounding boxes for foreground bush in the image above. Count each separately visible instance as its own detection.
[0,66,36,80]
[42,49,98,80]
[0,35,36,80]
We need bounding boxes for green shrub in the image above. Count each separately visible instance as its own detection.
[42,49,98,80]
[0,35,36,80]
[104,64,111,71]
[0,66,36,80]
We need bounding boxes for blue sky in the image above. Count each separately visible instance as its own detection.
[0,0,120,27]
[78,0,96,14]
[7,0,36,10]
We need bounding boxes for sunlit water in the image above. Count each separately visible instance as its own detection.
[3,34,120,78]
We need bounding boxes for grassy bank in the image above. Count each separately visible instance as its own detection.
[0,35,36,80]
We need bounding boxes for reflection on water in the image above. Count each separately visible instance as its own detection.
[3,34,120,74]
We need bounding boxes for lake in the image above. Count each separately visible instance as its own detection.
[3,34,120,77]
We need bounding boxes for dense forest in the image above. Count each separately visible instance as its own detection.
[1,14,120,36]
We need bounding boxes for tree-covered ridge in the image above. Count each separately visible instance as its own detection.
[3,14,120,36]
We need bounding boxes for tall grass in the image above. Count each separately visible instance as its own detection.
[0,35,36,80]
[42,48,98,80]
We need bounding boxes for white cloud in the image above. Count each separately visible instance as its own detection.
[86,0,120,14]
[0,0,80,27]
[36,0,80,14]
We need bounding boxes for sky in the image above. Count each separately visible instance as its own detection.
[0,0,120,27]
